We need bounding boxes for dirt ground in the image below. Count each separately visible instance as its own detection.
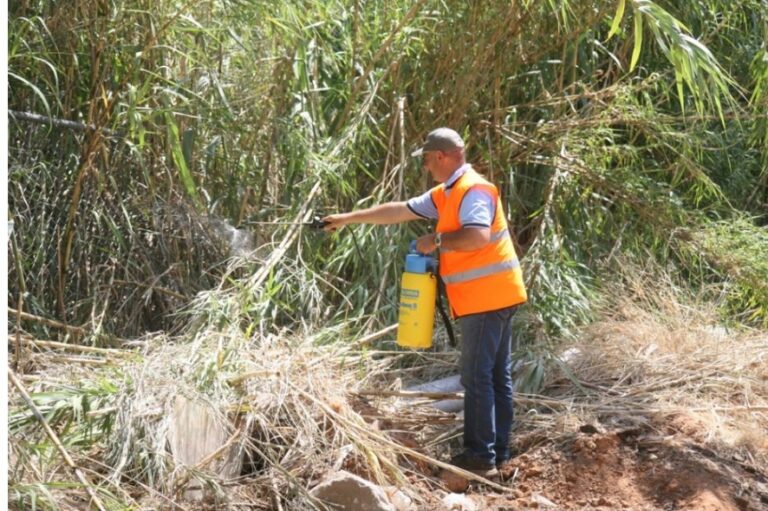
[428,416,768,510]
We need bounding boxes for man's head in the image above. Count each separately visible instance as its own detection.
[411,128,466,183]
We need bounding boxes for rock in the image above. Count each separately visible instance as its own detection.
[439,470,469,493]
[440,492,477,511]
[405,375,464,412]
[596,496,612,507]
[310,471,396,511]
[530,493,558,508]
[512,488,526,499]
[526,464,544,477]
[559,347,581,363]
[383,486,415,511]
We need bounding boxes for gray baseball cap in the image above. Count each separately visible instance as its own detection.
[411,127,465,157]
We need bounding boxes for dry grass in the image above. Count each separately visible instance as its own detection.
[532,267,768,470]
[9,266,768,509]
[9,317,487,509]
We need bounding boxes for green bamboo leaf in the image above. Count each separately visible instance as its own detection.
[607,0,626,40]
[630,12,643,71]
[8,72,51,119]
[674,58,686,112]
[165,113,201,207]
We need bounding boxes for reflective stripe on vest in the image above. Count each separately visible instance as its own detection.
[440,229,510,254]
[442,258,520,284]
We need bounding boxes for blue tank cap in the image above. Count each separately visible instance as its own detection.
[404,241,437,274]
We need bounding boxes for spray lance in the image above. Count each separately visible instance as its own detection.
[242,216,329,230]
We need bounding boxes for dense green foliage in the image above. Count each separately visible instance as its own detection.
[7,2,768,507]
[8,0,767,342]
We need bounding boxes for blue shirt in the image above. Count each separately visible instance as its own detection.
[406,164,496,227]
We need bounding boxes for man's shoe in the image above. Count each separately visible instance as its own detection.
[450,452,499,479]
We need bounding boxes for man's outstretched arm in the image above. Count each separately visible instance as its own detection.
[322,202,420,231]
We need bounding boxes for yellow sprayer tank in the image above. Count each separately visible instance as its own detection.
[396,243,437,349]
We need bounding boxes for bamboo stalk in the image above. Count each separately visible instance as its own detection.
[51,356,111,366]
[60,132,101,311]
[356,390,462,400]
[347,350,457,356]
[646,405,768,414]
[87,406,118,418]
[332,0,429,131]
[15,295,24,372]
[17,337,132,357]
[361,415,458,425]
[10,309,126,343]
[9,369,109,511]
[8,109,118,135]
[426,425,463,448]
[228,369,279,386]
[397,96,406,200]
[347,324,398,350]
[9,308,86,335]
[11,230,26,371]
[270,474,285,511]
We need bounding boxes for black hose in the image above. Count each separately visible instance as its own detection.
[436,275,457,348]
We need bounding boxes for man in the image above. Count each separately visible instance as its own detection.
[323,128,528,478]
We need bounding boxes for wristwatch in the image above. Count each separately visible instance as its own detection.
[434,232,442,248]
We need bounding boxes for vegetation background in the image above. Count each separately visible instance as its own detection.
[7,0,767,508]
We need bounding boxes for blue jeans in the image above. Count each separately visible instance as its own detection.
[458,306,517,464]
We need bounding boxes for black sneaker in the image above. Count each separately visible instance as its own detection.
[450,452,499,479]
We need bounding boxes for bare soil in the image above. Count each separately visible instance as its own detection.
[430,418,768,510]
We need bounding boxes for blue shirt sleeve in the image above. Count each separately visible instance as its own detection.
[406,190,438,220]
[407,185,496,226]
[459,187,495,227]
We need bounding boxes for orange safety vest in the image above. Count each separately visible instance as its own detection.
[430,166,528,317]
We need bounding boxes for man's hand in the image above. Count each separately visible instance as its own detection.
[322,213,351,232]
[415,233,438,254]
